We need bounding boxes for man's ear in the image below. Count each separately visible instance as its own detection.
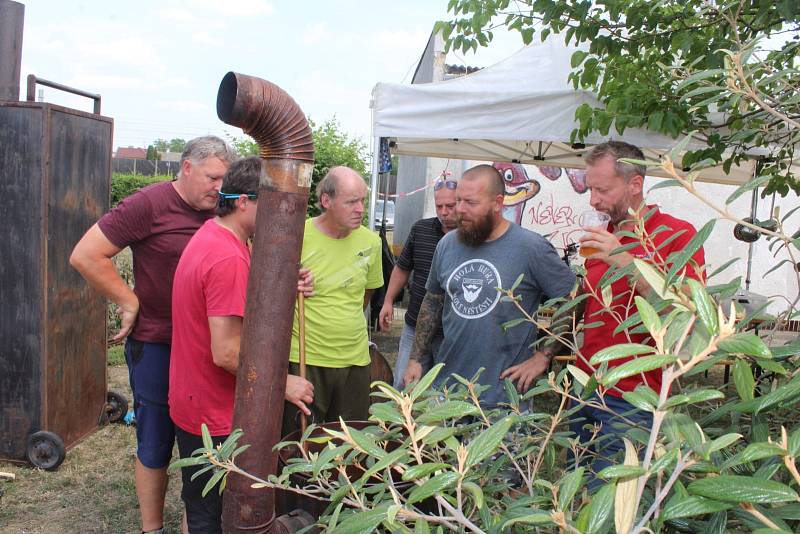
[180,158,192,178]
[320,193,332,210]
[630,174,644,196]
[494,193,505,214]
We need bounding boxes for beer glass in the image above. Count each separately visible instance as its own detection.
[579,210,611,258]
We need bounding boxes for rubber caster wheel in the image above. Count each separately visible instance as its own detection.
[26,431,66,471]
[106,391,129,424]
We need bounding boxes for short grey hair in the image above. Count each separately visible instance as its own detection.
[178,136,239,178]
[585,141,646,181]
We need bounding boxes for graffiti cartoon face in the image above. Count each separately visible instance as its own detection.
[493,162,540,225]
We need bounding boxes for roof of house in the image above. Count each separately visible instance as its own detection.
[115,147,147,159]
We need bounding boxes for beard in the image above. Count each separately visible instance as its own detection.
[457,211,494,247]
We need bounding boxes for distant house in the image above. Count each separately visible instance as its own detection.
[115,146,146,159]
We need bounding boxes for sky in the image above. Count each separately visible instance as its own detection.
[16,0,524,152]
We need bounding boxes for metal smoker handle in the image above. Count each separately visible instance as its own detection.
[26,74,102,114]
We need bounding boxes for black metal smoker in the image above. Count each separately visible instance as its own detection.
[0,0,124,470]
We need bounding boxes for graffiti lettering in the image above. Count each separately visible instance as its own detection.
[528,193,577,227]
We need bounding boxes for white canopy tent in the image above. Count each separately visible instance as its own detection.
[368,37,757,225]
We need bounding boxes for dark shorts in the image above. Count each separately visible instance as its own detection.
[125,338,175,468]
[282,363,371,437]
[176,427,227,534]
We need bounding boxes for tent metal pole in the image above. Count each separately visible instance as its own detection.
[368,136,380,231]
[745,187,759,291]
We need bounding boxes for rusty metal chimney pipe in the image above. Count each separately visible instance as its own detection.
[0,0,25,102]
[217,72,314,534]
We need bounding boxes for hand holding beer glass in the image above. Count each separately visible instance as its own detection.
[579,209,611,258]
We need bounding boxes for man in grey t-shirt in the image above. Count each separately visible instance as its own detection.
[403,164,575,406]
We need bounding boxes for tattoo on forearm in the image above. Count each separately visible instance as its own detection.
[410,292,444,364]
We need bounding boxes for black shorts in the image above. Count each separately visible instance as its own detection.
[176,426,228,534]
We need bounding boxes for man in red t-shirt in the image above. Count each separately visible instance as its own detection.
[70,136,238,534]
[574,141,705,485]
[169,157,314,533]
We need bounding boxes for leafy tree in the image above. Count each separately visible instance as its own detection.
[152,137,187,154]
[152,138,169,152]
[145,145,160,161]
[229,117,368,217]
[437,0,800,195]
[168,137,186,153]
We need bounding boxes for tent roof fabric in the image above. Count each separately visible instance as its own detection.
[372,38,755,186]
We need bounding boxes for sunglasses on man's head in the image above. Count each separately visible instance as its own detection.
[218,192,258,200]
[434,179,457,191]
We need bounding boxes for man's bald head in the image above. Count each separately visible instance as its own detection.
[316,166,366,205]
[461,164,505,199]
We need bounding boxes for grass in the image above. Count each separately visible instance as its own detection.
[108,344,125,366]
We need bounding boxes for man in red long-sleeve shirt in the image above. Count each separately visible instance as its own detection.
[574,141,705,487]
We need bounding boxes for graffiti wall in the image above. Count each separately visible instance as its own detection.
[493,162,592,255]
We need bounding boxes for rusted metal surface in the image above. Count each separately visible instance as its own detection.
[27,75,102,114]
[0,101,112,463]
[0,0,24,102]
[216,72,314,166]
[217,73,314,533]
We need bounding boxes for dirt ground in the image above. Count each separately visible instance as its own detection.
[0,316,403,534]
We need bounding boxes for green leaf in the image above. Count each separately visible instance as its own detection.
[202,469,226,497]
[684,389,725,404]
[510,272,524,291]
[369,402,404,425]
[462,481,484,510]
[719,333,771,358]
[410,363,444,400]
[465,416,514,469]
[634,296,661,337]
[347,427,386,459]
[708,258,740,279]
[329,506,388,534]
[688,279,718,334]
[648,179,683,193]
[633,259,677,301]
[558,467,585,511]
[661,496,732,520]
[733,359,755,401]
[721,443,787,470]
[705,432,742,454]
[688,476,799,503]
[416,400,478,423]
[589,343,656,365]
[502,512,553,529]
[201,423,213,452]
[601,354,677,387]
[567,364,590,387]
[501,317,528,331]
[401,463,451,482]
[576,482,615,534]
[726,174,773,205]
[665,220,714,284]
[597,465,646,479]
[789,428,800,457]
[407,472,459,504]
[622,390,656,412]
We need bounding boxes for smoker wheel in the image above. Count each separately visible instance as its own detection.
[26,431,66,471]
[106,391,129,424]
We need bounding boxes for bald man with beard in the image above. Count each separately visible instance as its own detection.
[403,164,576,406]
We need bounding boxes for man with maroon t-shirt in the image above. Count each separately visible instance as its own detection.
[70,136,238,534]
[574,141,705,485]
[169,157,314,533]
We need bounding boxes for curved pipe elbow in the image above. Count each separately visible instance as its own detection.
[216,72,314,163]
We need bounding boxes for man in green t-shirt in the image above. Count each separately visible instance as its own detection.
[283,166,383,434]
